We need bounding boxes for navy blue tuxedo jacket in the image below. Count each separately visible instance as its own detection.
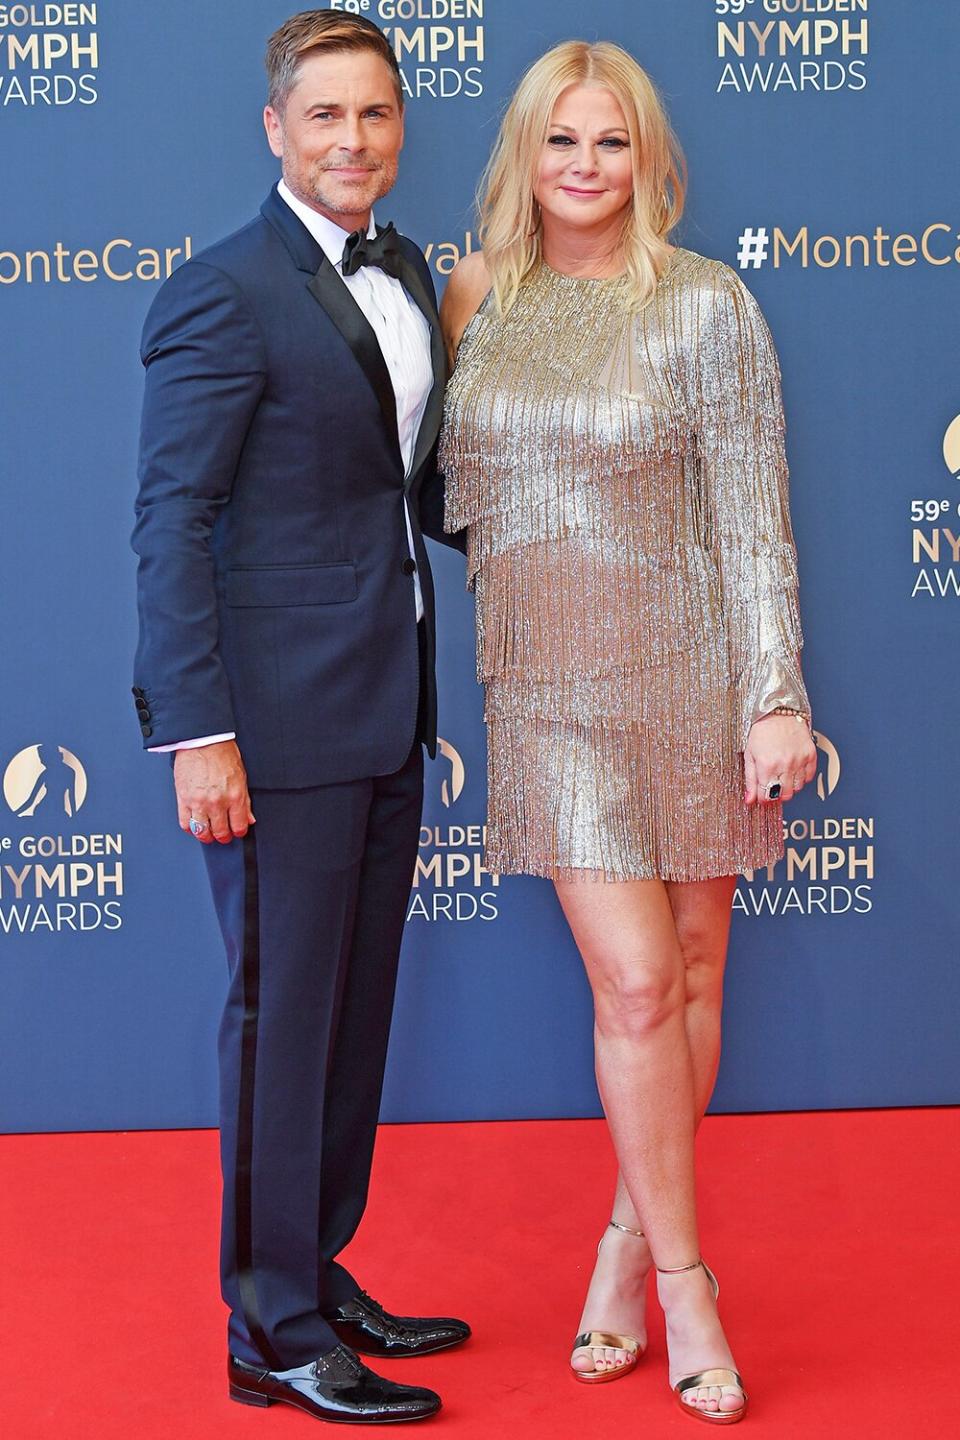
[133,185,461,789]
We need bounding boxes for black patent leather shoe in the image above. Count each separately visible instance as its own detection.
[326,1290,471,1360]
[228,1346,441,1423]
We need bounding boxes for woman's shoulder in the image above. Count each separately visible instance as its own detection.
[661,246,770,339]
[440,250,492,361]
[446,248,491,298]
[662,246,742,299]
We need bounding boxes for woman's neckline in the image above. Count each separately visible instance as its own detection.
[540,260,627,284]
[539,246,683,287]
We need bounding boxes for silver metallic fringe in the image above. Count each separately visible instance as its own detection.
[440,252,810,881]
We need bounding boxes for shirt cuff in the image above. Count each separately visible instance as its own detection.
[148,733,236,753]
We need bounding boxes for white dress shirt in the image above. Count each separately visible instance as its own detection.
[151,180,434,753]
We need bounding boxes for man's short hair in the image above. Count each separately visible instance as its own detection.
[266,9,404,114]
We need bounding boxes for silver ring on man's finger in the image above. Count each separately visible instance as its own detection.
[189,816,210,837]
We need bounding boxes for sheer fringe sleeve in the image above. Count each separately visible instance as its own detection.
[695,266,810,750]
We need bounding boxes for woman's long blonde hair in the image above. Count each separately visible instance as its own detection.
[478,41,686,312]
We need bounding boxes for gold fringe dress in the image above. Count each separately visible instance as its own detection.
[439,250,810,882]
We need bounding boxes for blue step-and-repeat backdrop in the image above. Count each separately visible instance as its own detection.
[2,2,957,1132]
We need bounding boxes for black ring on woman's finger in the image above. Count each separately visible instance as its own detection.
[767,781,782,800]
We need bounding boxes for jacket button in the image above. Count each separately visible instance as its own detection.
[135,699,149,713]
[140,723,154,738]
[402,558,417,576]
[132,686,144,698]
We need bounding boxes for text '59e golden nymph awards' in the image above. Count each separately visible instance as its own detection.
[328,0,484,99]
[713,0,869,95]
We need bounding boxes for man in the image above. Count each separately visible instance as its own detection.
[132,11,468,1425]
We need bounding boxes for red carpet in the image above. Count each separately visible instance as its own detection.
[2,1111,957,1438]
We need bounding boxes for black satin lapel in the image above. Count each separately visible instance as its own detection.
[400,261,448,487]
[306,258,400,457]
[260,185,324,273]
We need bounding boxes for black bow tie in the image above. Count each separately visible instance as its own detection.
[341,223,403,280]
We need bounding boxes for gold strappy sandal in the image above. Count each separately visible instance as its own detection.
[656,1259,748,1425]
[570,1220,648,1385]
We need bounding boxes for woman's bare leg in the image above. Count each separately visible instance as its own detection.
[562,876,743,1414]
[604,875,737,1228]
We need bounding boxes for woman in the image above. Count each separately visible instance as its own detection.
[439,40,816,1425]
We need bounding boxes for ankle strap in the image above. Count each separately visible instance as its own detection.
[655,1258,703,1275]
[608,1219,645,1238]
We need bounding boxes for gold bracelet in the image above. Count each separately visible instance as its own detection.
[770,705,813,728]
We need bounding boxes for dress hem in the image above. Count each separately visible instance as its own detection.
[484,841,784,885]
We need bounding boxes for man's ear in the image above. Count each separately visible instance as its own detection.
[263,105,284,159]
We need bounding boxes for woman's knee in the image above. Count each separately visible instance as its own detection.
[673,911,724,996]
[592,958,684,1038]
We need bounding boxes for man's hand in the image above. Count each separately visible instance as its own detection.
[174,740,255,843]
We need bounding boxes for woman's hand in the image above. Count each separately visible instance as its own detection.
[743,714,817,806]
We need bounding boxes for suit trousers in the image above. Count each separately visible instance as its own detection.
[203,631,426,1367]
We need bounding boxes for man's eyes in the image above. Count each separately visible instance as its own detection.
[311,110,388,121]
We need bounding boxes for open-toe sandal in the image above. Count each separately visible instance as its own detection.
[570,1221,648,1385]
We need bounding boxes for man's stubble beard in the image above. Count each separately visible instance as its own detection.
[285,156,399,222]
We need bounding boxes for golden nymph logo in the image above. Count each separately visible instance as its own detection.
[408,735,500,922]
[735,729,875,917]
[943,415,960,481]
[1,741,124,934]
[328,1,484,100]
[813,730,840,802]
[0,3,99,109]
[909,417,960,599]
[4,742,86,818]
[437,737,465,808]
